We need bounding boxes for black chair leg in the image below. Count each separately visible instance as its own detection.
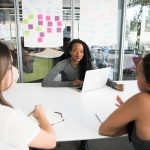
[79,140,90,150]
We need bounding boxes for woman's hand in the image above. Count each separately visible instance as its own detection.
[33,105,46,120]
[72,79,83,87]
[115,95,124,107]
[115,84,124,91]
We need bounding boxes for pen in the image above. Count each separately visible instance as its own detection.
[95,114,102,124]
[28,104,42,116]
[28,109,34,116]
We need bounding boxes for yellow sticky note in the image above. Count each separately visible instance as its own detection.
[23,30,30,36]
[23,19,29,24]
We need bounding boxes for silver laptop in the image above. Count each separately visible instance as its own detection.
[75,67,111,92]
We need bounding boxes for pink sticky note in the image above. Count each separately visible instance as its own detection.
[47,28,52,33]
[47,21,52,26]
[38,37,43,42]
[38,21,43,25]
[57,28,61,32]
[46,16,51,20]
[57,21,62,26]
[28,24,33,29]
[55,16,60,21]
[38,15,43,20]
[40,32,45,37]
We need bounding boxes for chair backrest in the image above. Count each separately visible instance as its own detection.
[95,49,105,62]
[132,57,142,68]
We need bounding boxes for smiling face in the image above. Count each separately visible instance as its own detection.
[136,60,150,92]
[70,43,84,64]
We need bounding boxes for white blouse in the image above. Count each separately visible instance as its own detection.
[0,105,40,150]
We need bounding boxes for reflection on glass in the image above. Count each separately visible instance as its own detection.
[123,0,150,80]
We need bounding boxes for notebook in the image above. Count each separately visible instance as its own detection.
[75,67,111,93]
[28,107,64,125]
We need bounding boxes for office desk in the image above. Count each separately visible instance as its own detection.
[3,80,138,142]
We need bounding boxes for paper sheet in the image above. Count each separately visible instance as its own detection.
[29,108,64,125]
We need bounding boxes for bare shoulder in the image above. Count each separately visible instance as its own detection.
[125,92,150,106]
[132,92,150,107]
[124,92,150,118]
[136,92,150,100]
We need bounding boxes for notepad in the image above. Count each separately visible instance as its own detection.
[29,108,64,125]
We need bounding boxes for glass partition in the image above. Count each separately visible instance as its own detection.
[0,0,16,50]
[1,0,125,82]
[123,0,150,80]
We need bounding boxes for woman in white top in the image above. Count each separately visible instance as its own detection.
[0,42,56,150]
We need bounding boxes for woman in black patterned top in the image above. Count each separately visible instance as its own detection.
[99,53,150,150]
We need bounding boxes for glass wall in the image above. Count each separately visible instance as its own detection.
[123,0,150,80]
[0,0,16,51]
[0,0,127,82]
[0,0,23,80]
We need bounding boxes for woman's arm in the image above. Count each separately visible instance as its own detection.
[91,62,124,91]
[30,129,56,149]
[106,79,124,91]
[106,78,117,89]
[30,105,56,149]
[3,106,56,149]
[99,94,140,136]
[42,60,72,87]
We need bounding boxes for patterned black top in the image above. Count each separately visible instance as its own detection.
[128,121,150,150]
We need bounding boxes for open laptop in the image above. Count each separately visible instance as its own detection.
[75,67,111,93]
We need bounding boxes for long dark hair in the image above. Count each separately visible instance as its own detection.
[143,53,150,84]
[62,39,93,80]
[0,42,13,107]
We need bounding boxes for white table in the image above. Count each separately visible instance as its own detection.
[3,80,138,142]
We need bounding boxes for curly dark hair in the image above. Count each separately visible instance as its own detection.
[63,39,93,80]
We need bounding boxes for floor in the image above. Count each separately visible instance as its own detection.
[51,136,134,150]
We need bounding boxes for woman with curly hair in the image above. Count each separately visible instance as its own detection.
[42,39,123,91]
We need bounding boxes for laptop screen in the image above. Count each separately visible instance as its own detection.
[81,67,111,92]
